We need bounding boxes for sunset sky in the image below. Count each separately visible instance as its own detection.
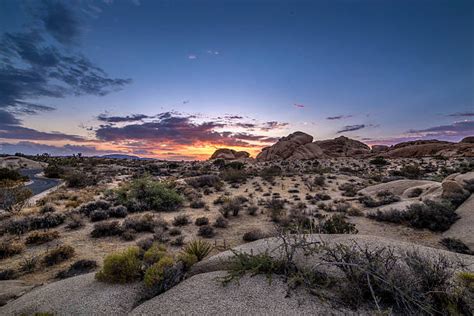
[0,0,473,160]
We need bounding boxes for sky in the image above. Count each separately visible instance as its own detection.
[0,0,473,160]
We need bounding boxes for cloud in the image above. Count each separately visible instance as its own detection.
[207,50,219,55]
[39,0,81,45]
[0,5,131,113]
[0,141,113,156]
[327,115,353,120]
[260,121,289,131]
[0,110,21,125]
[337,124,365,133]
[406,120,474,138]
[97,113,154,123]
[187,55,197,60]
[294,104,305,108]
[447,112,474,117]
[94,112,280,151]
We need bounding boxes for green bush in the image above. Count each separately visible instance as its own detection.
[318,214,358,234]
[96,247,142,283]
[144,256,174,287]
[0,168,28,182]
[116,177,183,212]
[143,243,167,265]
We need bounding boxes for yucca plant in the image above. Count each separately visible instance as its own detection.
[183,239,212,261]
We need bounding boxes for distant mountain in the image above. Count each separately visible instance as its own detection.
[100,154,153,160]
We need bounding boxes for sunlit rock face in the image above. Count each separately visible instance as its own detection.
[210,148,250,160]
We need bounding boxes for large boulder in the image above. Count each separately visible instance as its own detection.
[0,281,35,306]
[441,179,468,199]
[371,145,389,153]
[287,142,326,160]
[443,195,474,250]
[460,136,474,144]
[315,136,371,157]
[256,131,315,161]
[358,179,441,198]
[130,271,355,315]
[383,140,474,158]
[0,273,144,316]
[210,148,250,160]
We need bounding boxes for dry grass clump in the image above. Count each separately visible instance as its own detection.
[25,230,60,245]
[90,221,123,238]
[0,241,24,259]
[43,245,75,266]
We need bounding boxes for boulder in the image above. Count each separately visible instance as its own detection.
[0,280,35,306]
[441,180,468,199]
[0,273,144,316]
[315,136,371,157]
[383,140,474,158]
[256,131,314,161]
[210,149,250,160]
[443,195,474,250]
[460,136,474,144]
[130,271,356,315]
[371,145,389,153]
[287,142,325,160]
[358,179,441,198]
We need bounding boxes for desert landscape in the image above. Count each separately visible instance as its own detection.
[0,132,473,315]
[1,0,473,314]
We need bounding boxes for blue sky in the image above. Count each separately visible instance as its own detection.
[0,0,472,159]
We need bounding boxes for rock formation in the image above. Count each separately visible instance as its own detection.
[315,136,371,157]
[256,131,325,161]
[210,149,250,160]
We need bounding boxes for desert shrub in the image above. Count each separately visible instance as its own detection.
[143,243,167,265]
[0,241,24,259]
[213,216,229,228]
[56,259,98,279]
[65,172,96,188]
[20,256,38,273]
[318,214,358,234]
[198,225,215,238]
[43,245,75,266]
[30,213,65,230]
[323,242,468,314]
[219,197,245,217]
[220,169,247,184]
[314,193,331,201]
[144,256,174,287]
[121,229,136,241]
[43,164,64,178]
[247,205,258,215]
[170,236,185,247]
[369,156,389,166]
[243,229,265,242]
[183,239,212,261]
[189,199,205,209]
[186,175,222,189]
[177,252,198,269]
[96,247,142,283]
[122,213,156,232]
[440,238,473,255]
[463,178,474,193]
[368,200,458,232]
[172,214,190,226]
[392,164,422,179]
[78,200,111,216]
[65,213,84,230]
[169,228,181,236]
[338,183,359,197]
[359,191,400,208]
[0,185,32,213]
[260,166,282,182]
[115,177,183,212]
[0,168,28,182]
[90,209,109,222]
[26,230,60,245]
[195,217,209,226]
[444,190,470,208]
[0,269,17,280]
[39,203,57,214]
[266,198,285,222]
[108,205,128,218]
[91,221,123,238]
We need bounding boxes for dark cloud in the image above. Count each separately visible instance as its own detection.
[97,113,154,123]
[0,110,21,125]
[447,112,474,117]
[0,4,131,113]
[0,141,113,156]
[337,124,365,133]
[327,115,353,120]
[407,120,474,137]
[260,121,289,131]
[95,112,279,148]
[39,0,81,45]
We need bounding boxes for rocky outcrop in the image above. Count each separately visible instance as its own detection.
[0,280,35,306]
[443,195,474,250]
[315,136,371,157]
[210,148,250,160]
[383,140,474,158]
[461,136,474,144]
[256,131,323,161]
[371,145,389,153]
